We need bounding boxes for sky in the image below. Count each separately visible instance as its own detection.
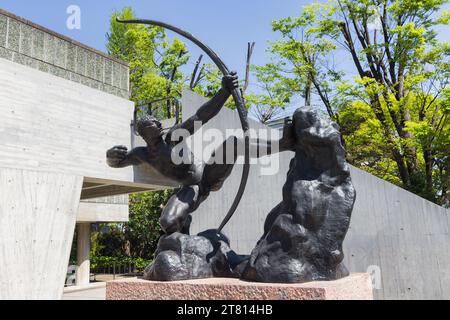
[0,0,314,78]
[1,0,449,117]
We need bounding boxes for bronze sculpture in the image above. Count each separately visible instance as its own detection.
[115,17,251,234]
[242,107,356,283]
[107,18,355,283]
[107,74,294,280]
[107,73,239,235]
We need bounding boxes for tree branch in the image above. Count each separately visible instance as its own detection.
[243,42,256,94]
[190,54,203,89]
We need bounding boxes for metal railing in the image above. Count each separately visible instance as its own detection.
[65,260,146,286]
[91,261,142,281]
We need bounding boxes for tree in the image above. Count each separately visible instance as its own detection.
[270,6,343,119]
[191,63,223,98]
[267,0,449,205]
[246,63,295,123]
[107,7,189,118]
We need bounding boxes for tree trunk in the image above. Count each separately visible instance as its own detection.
[370,97,411,187]
[397,69,419,178]
[305,79,312,107]
[392,148,410,187]
[423,147,434,199]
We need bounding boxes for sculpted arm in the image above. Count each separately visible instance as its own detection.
[106,146,149,168]
[247,118,296,157]
[166,73,238,144]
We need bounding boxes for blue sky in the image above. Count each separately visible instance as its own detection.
[1,0,449,116]
[0,0,314,76]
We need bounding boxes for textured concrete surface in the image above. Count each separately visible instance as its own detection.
[106,273,373,300]
[0,57,140,187]
[0,9,129,98]
[77,200,129,223]
[76,223,91,287]
[0,168,83,299]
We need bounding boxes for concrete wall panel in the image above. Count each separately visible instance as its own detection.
[0,168,83,299]
[0,57,135,183]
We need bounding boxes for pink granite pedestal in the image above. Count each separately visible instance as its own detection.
[106,273,373,300]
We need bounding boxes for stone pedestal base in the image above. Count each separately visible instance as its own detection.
[106,273,373,300]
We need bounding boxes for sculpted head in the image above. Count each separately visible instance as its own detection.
[292,106,341,142]
[292,107,321,132]
[136,115,163,141]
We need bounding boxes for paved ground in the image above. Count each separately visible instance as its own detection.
[62,283,106,300]
[62,274,137,300]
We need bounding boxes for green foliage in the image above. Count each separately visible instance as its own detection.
[253,3,344,121]
[192,63,223,98]
[92,224,126,257]
[263,0,450,206]
[246,62,295,123]
[90,228,105,257]
[106,7,189,118]
[125,190,176,259]
[191,63,237,109]
[89,190,175,261]
[339,100,403,185]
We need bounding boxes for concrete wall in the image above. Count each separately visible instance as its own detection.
[0,55,133,296]
[77,202,128,223]
[0,9,129,98]
[78,195,129,223]
[182,89,450,300]
[344,166,450,299]
[0,57,135,183]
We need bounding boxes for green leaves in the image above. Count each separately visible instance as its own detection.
[265,0,450,205]
[246,62,294,123]
[437,9,450,24]
[126,189,176,259]
[107,7,189,111]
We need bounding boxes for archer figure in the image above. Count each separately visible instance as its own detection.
[107,73,295,235]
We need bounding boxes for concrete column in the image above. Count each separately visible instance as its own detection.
[76,223,91,287]
[0,168,83,299]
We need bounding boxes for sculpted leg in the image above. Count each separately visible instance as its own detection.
[161,136,240,235]
[160,185,200,235]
